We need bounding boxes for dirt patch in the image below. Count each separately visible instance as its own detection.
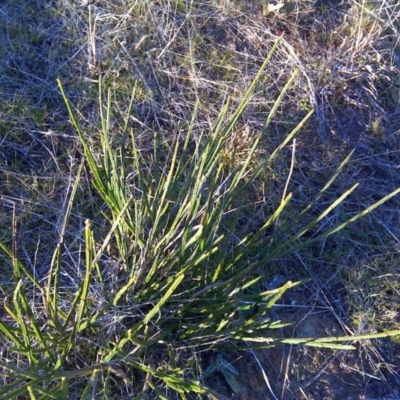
[205,325,400,399]
[203,292,400,399]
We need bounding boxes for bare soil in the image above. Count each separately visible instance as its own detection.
[203,284,400,399]
[204,316,400,399]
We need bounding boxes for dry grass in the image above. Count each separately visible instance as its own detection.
[1,0,400,398]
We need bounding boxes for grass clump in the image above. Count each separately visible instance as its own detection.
[1,46,400,398]
[1,0,400,398]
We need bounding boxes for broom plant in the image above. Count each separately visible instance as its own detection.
[1,39,400,398]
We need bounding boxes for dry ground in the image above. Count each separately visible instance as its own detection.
[1,0,400,399]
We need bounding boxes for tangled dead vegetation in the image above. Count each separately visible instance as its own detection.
[1,0,400,399]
